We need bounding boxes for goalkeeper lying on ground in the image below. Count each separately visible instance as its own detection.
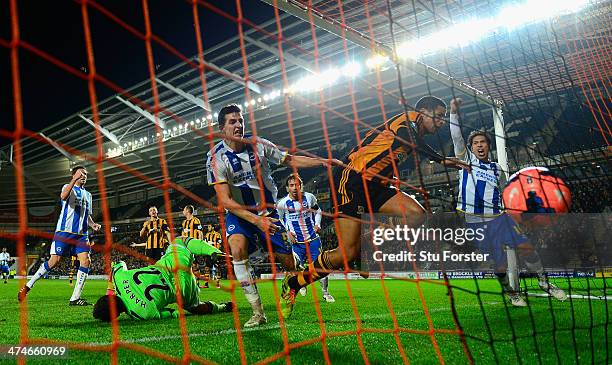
[93,237,232,321]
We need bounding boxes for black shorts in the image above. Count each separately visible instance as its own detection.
[145,247,164,261]
[334,168,398,218]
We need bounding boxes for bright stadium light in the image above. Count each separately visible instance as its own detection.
[250,99,256,106]
[263,94,269,101]
[292,70,338,93]
[207,114,213,120]
[213,112,218,118]
[365,54,389,68]
[173,126,177,132]
[156,132,160,137]
[497,0,589,30]
[257,97,262,103]
[321,68,341,85]
[244,101,249,108]
[190,120,195,126]
[395,0,591,59]
[143,136,147,141]
[341,62,361,78]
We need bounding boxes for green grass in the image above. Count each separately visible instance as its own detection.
[0,278,609,364]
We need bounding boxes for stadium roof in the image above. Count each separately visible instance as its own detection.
[0,0,607,208]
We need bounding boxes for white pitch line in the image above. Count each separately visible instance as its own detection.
[90,302,501,347]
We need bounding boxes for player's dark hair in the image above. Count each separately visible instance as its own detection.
[184,205,194,214]
[71,165,86,176]
[285,173,303,187]
[468,129,492,146]
[415,96,447,113]
[218,104,242,129]
[92,295,126,322]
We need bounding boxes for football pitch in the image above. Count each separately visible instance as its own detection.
[0,278,609,364]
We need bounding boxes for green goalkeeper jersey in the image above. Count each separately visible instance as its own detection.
[112,237,221,320]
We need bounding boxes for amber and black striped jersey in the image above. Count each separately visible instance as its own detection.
[204,230,222,250]
[181,216,203,239]
[339,111,444,184]
[144,218,170,249]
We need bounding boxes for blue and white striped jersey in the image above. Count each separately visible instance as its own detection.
[55,185,93,235]
[206,136,287,215]
[450,114,505,223]
[0,252,10,266]
[277,192,322,243]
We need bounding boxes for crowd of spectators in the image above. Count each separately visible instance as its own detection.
[567,178,611,213]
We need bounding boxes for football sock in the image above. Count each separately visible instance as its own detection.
[70,266,89,301]
[320,276,329,295]
[27,261,51,288]
[233,259,263,314]
[495,272,513,293]
[288,251,333,291]
[106,280,115,296]
[522,251,545,278]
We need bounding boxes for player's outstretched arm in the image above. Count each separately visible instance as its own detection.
[396,124,470,171]
[283,154,343,169]
[449,98,468,159]
[179,238,222,256]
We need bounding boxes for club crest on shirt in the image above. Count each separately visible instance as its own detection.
[228,154,242,171]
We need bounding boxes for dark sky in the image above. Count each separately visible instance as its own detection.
[0,1,274,147]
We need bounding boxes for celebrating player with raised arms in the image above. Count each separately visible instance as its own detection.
[19,165,101,306]
[206,104,339,327]
[448,98,566,306]
[93,237,230,321]
[277,174,335,303]
[280,96,471,318]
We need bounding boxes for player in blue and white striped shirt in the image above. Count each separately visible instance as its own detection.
[206,104,340,327]
[449,98,566,306]
[0,247,11,284]
[277,174,335,303]
[19,165,101,306]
